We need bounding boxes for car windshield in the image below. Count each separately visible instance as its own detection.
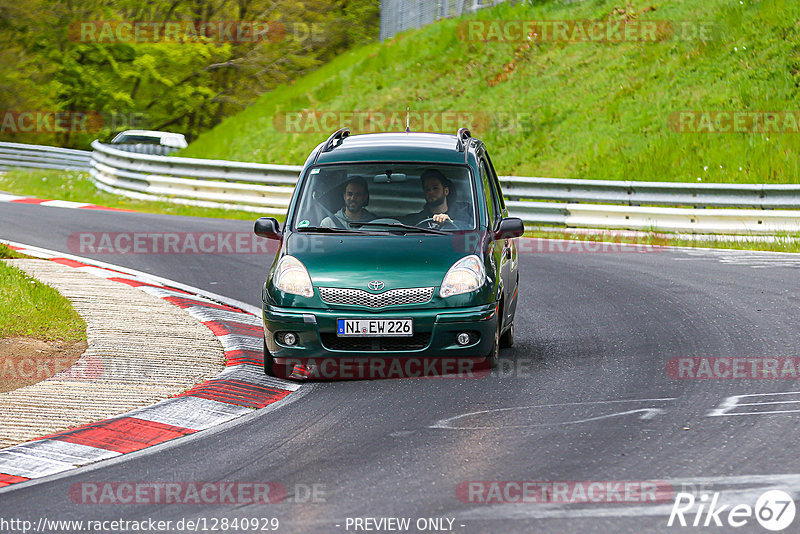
[291,163,477,232]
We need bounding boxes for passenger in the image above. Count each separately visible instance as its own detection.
[320,176,377,228]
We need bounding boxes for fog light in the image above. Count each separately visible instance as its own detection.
[456,332,471,346]
[283,332,297,346]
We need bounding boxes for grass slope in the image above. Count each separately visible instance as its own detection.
[183,0,800,184]
[0,250,87,342]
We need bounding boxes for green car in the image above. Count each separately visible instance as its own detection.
[254,128,523,379]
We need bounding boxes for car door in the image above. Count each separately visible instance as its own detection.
[478,150,511,325]
[484,150,518,326]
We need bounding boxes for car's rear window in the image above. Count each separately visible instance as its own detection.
[111,135,162,145]
[291,163,477,232]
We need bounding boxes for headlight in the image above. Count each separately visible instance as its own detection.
[272,255,314,297]
[440,255,486,298]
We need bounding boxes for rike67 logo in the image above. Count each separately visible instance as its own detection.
[668,490,796,531]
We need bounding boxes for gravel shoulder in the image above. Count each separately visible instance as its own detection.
[0,259,225,448]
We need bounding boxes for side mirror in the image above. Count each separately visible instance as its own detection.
[494,217,524,240]
[254,217,282,239]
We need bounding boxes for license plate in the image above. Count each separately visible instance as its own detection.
[337,318,413,337]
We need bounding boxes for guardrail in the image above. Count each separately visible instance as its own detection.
[81,146,800,234]
[89,141,302,215]
[3,140,800,234]
[500,177,800,234]
[0,142,91,172]
[507,202,800,235]
[500,176,800,209]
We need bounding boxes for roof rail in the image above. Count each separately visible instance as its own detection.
[314,127,350,163]
[323,127,350,152]
[455,127,471,152]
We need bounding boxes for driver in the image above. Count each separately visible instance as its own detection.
[402,169,467,227]
[320,176,377,228]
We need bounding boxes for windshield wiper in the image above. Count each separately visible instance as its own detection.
[295,226,367,234]
[349,221,447,235]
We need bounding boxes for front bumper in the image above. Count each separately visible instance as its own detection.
[263,302,498,363]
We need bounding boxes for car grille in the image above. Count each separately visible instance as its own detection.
[318,287,434,308]
[320,333,432,351]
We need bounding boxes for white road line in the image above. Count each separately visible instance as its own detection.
[678,249,800,269]
[431,398,677,430]
[39,200,92,209]
[708,391,800,417]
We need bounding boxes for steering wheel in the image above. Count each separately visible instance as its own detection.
[416,217,458,230]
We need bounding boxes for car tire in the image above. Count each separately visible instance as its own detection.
[486,318,500,369]
[500,322,514,348]
[263,338,274,376]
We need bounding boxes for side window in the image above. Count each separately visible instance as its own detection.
[485,151,506,211]
[479,158,499,228]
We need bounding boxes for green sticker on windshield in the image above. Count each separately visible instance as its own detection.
[298,219,310,227]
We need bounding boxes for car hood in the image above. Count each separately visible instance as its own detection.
[285,232,482,290]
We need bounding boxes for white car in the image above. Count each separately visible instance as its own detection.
[110,130,188,154]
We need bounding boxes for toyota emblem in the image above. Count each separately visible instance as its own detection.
[368,280,385,291]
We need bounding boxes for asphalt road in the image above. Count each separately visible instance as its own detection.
[2,201,800,533]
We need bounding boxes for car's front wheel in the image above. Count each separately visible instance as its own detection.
[500,322,514,348]
[486,318,500,369]
[263,338,274,376]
